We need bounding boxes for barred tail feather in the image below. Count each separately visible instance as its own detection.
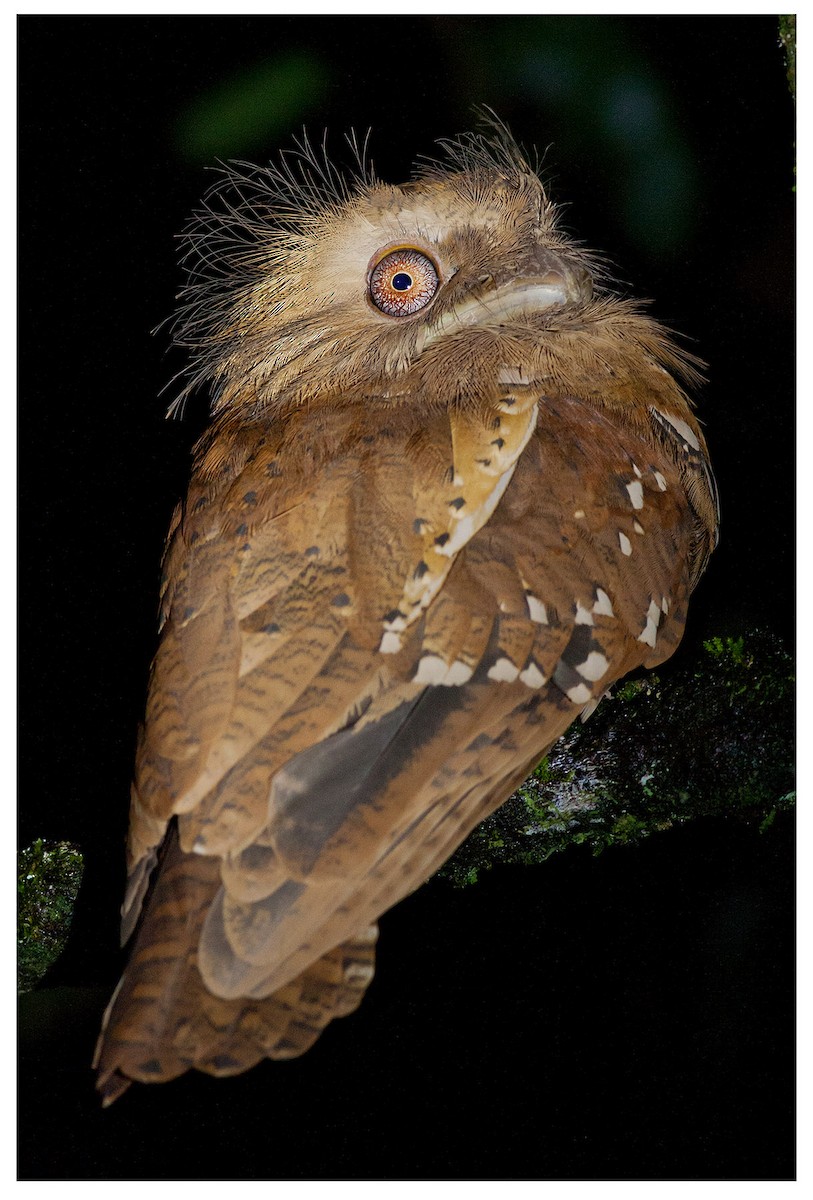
[93,825,377,1105]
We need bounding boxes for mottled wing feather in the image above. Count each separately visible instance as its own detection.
[96,824,378,1103]
[192,393,700,1000]
[102,388,711,1094]
[124,393,538,883]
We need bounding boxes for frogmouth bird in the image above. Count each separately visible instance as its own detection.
[94,123,718,1103]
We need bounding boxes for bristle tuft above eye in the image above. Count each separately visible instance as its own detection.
[420,107,538,182]
[167,133,380,417]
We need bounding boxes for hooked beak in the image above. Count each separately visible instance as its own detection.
[424,250,593,345]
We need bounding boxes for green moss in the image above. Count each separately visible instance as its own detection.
[18,840,84,992]
[779,16,796,103]
[440,629,794,886]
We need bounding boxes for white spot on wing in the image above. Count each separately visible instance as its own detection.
[567,682,592,705]
[413,654,449,684]
[574,509,586,519]
[637,599,662,648]
[661,596,670,614]
[626,481,644,510]
[653,471,668,492]
[526,594,548,624]
[575,602,594,626]
[576,651,610,681]
[593,588,614,618]
[632,463,642,478]
[379,631,403,654]
[443,660,473,686]
[633,521,645,535]
[519,662,546,688]
[638,624,657,649]
[618,532,632,556]
[488,657,520,682]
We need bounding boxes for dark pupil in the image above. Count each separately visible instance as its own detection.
[391,272,413,292]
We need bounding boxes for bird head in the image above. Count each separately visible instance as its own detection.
[170,122,617,418]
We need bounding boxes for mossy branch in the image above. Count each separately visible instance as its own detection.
[441,629,794,886]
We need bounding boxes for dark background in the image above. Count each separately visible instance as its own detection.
[18,14,794,1181]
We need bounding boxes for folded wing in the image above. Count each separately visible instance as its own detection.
[96,389,714,1098]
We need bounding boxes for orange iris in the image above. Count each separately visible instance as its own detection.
[369,247,439,316]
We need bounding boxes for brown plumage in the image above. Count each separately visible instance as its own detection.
[94,122,718,1104]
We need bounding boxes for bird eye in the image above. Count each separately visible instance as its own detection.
[369,248,439,317]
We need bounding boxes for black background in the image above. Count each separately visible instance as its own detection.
[18,15,794,1181]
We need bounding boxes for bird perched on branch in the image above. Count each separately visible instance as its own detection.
[94,120,718,1104]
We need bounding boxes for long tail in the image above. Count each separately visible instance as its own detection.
[93,825,377,1106]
